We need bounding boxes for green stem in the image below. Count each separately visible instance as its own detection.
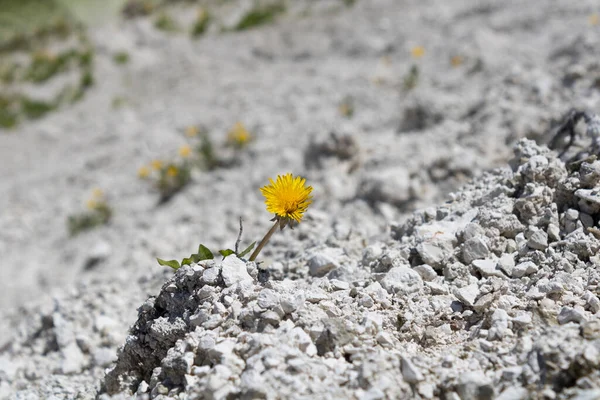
[249,219,280,262]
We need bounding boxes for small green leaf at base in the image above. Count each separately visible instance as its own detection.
[237,241,256,258]
[219,249,235,258]
[157,258,181,270]
[197,244,214,260]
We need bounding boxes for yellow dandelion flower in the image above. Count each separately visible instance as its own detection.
[92,188,104,198]
[86,199,98,210]
[151,160,163,170]
[249,173,313,262]
[411,46,425,59]
[179,145,192,158]
[185,125,199,137]
[166,165,178,177]
[260,173,313,224]
[450,55,464,67]
[227,122,251,147]
[138,166,150,178]
[590,14,599,26]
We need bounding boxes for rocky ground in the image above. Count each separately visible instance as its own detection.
[1,0,600,399]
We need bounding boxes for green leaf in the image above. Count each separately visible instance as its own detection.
[181,257,194,266]
[237,241,256,258]
[157,258,181,270]
[219,249,235,258]
[197,244,214,260]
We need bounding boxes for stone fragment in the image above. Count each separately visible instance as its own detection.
[417,241,450,269]
[512,261,538,278]
[547,224,561,242]
[501,366,523,381]
[257,289,280,310]
[308,248,343,277]
[557,306,587,325]
[401,356,424,383]
[330,279,350,291]
[413,264,438,281]
[575,189,600,214]
[583,291,600,313]
[582,320,600,339]
[425,281,449,295]
[496,387,528,400]
[497,254,515,276]
[362,244,384,265]
[456,371,494,400]
[472,259,503,278]
[61,342,85,374]
[462,237,489,264]
[473,293,494,313]
[527,230,548,250]
[93,347,117,367]
[487,309,509,340]
[221,256,253,287]
[201,267,220,285]
[357,167,411,206]
[454,284,480,307]
[511,312,532,328]
[381,266,423,295]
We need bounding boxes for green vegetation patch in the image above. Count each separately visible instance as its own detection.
[0,0,94,130]
[234,2,286,31]
[0,0,76,53]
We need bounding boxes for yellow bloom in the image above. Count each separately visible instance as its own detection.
[91,188,104,198]
[179,145,192,158]
[227,122,251,147]
[411,46,425,59]
[86,199,98,210]
[450,55,464,67]
[260,173,313,223]
[166,165,178,177]
[185,125,199,137]
[138,166,150,178]
[151,160,163,170]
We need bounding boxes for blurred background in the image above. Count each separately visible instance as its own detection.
[1,0,599,314]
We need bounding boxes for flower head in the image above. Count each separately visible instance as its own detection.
[138,166,150,179]
[411,46,425,59]
[260,173,312,224]
[91,188,104,198]
[166,165,178,178]
[185,125,199,137]
[179,145,192,158]
[151,159,163,170]
[86,199,98,210]
[450,55,464,67]
[227,122,252,148]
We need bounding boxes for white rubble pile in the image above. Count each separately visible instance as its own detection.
[95,139,600,399]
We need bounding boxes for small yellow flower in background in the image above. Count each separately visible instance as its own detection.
[249,173,313,261]
[590,14,599,26]
[179,145,192,158]
[185,125,199,137]
[86,188,105,210]
[166,165,179,178]
[138,166,150,179]
[450,55,464,67]
[86,199,98,210]
[151,160,163,170]
[91,188,104,199]
[411,46,425,59]
[260,173,313,224]
[227,122,252,148]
